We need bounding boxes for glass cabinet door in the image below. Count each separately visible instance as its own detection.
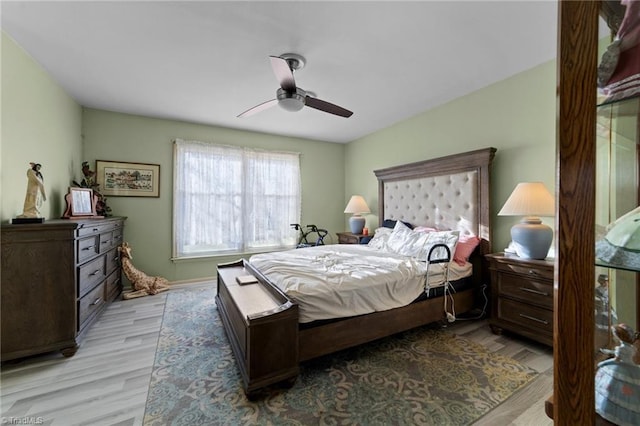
[594,96,640,357]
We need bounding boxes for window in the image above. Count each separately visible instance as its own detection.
[173,139,301,258]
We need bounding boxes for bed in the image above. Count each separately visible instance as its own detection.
[215,147,496,396]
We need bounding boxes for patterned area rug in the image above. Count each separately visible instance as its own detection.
[143,287,537,425]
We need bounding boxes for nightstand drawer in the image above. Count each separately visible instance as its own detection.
[497,298,553,335]
[497,274,553,309]
[338,233,359,244]
[336,232,369,244]
[491,258,554,281]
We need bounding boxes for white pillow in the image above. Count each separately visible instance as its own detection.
[387,221,415,252]
[387,221,430,258]
[419,230,460,262]
[374,227,393,236]
[368,227,392,251]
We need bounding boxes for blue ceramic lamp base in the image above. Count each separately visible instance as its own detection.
[349,215,365,234]
[511,217,553,260]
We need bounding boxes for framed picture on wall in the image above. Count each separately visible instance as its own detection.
[96,160,160,198]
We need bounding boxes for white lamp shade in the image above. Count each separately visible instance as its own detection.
[498,182,555,217]
[344,195,370,214]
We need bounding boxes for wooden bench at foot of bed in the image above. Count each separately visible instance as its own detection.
[215,259,299,396]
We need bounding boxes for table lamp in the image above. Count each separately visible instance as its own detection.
[344,195,370,234]
[498,182,555,259]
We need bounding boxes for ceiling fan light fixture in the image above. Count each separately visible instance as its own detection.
[238,54,352,118]
[277,87,306,112]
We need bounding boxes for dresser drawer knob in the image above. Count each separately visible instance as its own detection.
[519,313,548,325]
[519,287,549,297]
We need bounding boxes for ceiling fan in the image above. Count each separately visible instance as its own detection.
[237,53,353,118]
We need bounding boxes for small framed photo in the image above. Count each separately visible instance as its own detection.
[70,187,96,216]
[96,160,160,198]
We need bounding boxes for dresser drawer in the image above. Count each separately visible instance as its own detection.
[77,223,112,238]
[105,247,120,276]
[497,273,553,309]
[112,226,124,248]
[491,259,553,281]
[78,281,105,331]
[78,255,106,298]
[77,236,99,263]
[98,231,115,254]
[105,269,121,301]
[497,298,553,335]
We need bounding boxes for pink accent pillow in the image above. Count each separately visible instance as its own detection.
[454,235,481,266]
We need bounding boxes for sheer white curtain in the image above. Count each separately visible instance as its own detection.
[173,139,300,258]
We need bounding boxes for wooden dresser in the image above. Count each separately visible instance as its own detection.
[1,217,126,361]
[486,252,554,346]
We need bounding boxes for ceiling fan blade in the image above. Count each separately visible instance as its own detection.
[269,56,296,92]
[237,99,278,118]
[305,96,353,118]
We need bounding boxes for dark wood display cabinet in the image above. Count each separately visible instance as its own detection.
[1,217,126,361]
[552,1,640,423]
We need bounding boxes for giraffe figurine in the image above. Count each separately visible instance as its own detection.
[118,242,170,300]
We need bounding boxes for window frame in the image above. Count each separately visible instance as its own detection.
[172,139,301,259]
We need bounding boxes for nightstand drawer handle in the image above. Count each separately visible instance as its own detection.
[91,297,102,306]
[519,287,549,297]
[90,269,101,276]
[519,313,548,325]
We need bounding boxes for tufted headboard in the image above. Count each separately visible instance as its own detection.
[374,147,496,260]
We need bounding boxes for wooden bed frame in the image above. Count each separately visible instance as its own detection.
[216,147,496,396]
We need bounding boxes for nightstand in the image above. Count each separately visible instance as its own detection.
[336,232,370,244]
[485,252,554,346]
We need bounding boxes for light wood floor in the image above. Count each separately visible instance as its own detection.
[1,282,553,426]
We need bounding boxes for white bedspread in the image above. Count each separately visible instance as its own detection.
[249,244,471,323]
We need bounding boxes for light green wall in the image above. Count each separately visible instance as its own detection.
[81,109,345,282]
[3,28,559,283]
[345,60,557,253]
[1,33,83,220]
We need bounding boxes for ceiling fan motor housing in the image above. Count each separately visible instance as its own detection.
[277,87,306,112]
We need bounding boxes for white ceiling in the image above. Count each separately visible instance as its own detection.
[1,1,560,144]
